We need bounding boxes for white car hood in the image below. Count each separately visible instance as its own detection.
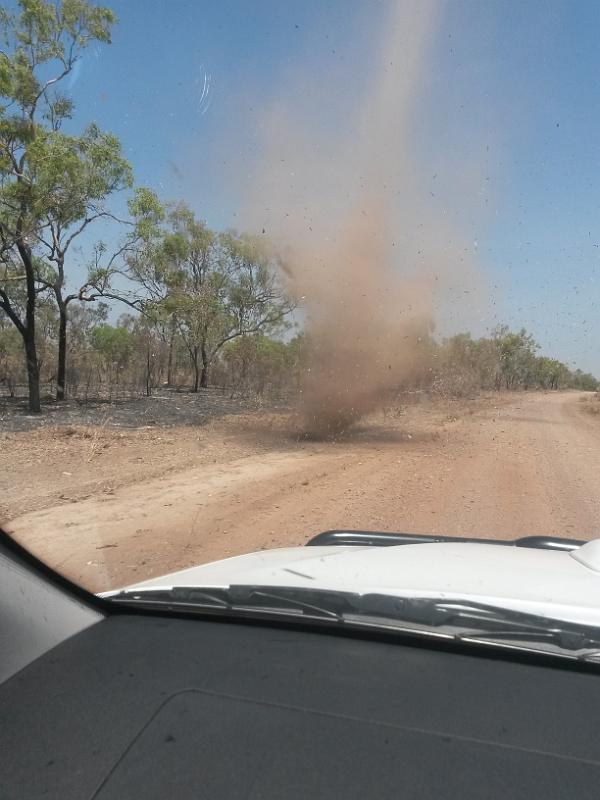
[106,539,600,626]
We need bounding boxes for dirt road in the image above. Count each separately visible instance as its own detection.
[5,391,600,592]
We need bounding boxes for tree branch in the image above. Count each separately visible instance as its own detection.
[0,285,26,335]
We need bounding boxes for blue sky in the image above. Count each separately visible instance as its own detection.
[38,0,600,373]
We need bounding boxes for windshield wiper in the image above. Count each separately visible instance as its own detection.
[352,596,600,657]
[108,585,346,621]
[107,586,600,661]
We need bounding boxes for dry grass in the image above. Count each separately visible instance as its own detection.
[579,393,600,416]
[0,391,510,526]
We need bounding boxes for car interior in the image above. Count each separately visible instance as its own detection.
[2,529,600,800]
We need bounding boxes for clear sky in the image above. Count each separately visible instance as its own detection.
[38,0,600,374]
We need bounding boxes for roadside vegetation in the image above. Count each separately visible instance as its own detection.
[580,393,600,416]
[2,307,597,407]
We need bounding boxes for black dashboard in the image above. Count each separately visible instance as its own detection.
[2,605,600,799]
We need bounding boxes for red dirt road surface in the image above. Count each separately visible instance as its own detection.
[4,391,600,592]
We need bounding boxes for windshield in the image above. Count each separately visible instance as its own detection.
[1,0,600,653]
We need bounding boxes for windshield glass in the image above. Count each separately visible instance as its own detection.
[1,0,600,649]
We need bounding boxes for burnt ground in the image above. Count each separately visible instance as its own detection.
[0,387,290,433]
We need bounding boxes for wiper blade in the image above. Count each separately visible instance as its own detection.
[109,586,231,609]
[108,586,600,660]
[108,585,346,621]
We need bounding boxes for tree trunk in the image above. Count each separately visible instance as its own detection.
[200,342,209,388]
[23,328,41,413]
[192,347,200,392]
[19,239,41,413]
[146,344,152,397]
[166,316,176,387]
[56,302,68,401]
[166,335,174,387]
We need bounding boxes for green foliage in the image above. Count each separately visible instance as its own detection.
[216,333,304,397]
[125,199,295,389]
[433,326,597,396]
[569,369,599,392]
[88,322,133,365]
[0,0,116,137]
[491,326,538,389]
[127,186,165,241]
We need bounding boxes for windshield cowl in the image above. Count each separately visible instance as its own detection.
[105,583,600,664]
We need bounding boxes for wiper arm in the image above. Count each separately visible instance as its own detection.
[354,596,600,656]
[246,588,342,620]
[453,621,600,653]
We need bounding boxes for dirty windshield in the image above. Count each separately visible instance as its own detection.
[1,0,599,598]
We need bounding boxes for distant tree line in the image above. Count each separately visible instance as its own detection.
[429,327,598,396]
[1,305,597,403]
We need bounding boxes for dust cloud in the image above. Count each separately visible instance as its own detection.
[242,0,480,437]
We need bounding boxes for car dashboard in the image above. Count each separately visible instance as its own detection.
[2,532,600,799]
[3,609,600,798]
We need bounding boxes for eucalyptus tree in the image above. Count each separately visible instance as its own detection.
[0,0,130,409]
[123,192,295,391]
